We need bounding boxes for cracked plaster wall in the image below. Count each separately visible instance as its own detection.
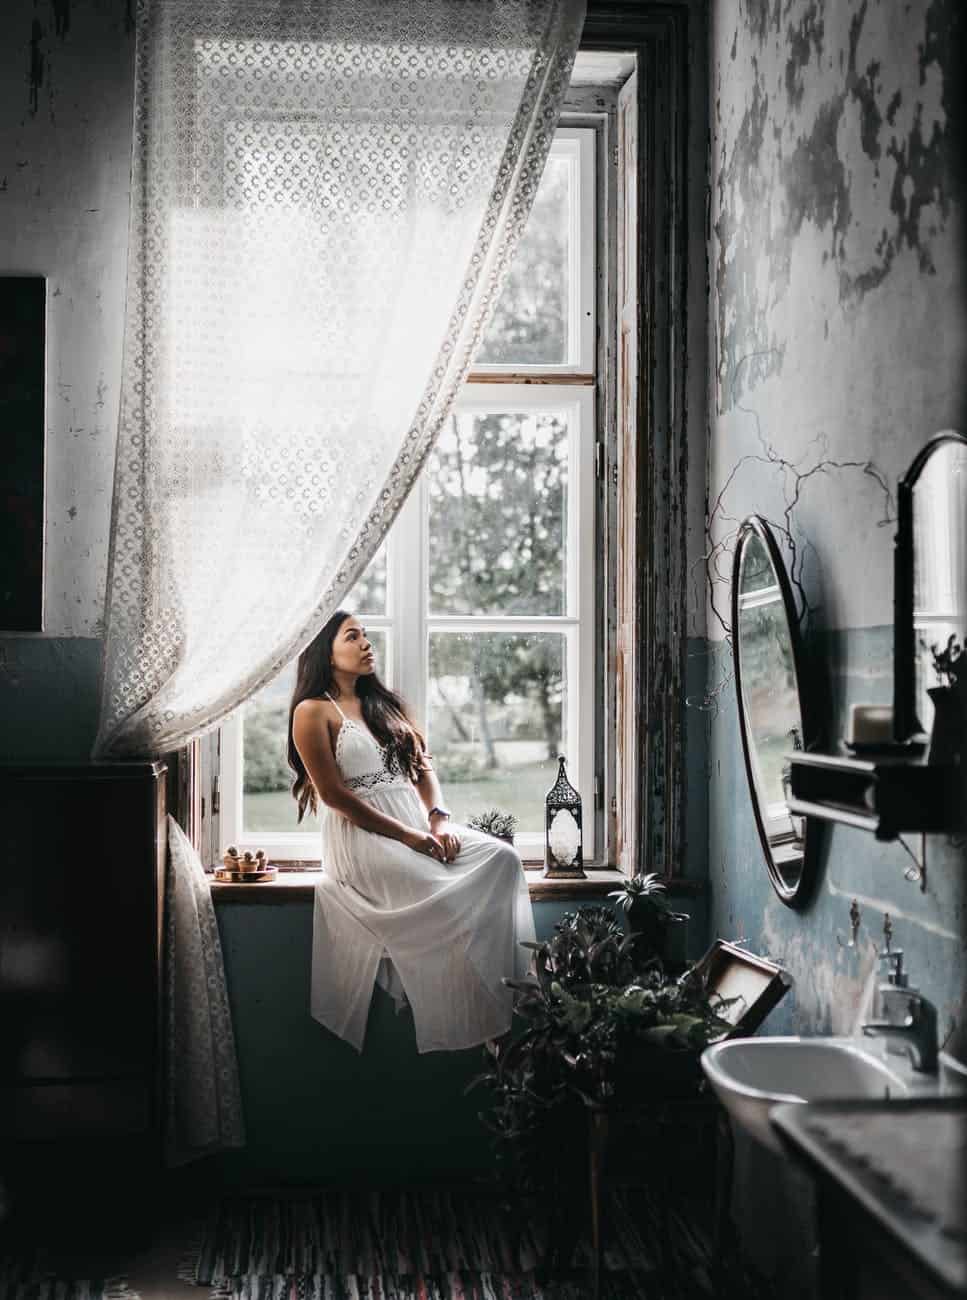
[1,0,134,757]
[707,0,967,1060]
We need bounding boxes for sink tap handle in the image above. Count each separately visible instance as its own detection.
[877,948,907,988]
[882,912,893,953]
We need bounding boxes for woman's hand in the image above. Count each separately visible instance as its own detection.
[404,829,448,862]
[435,830,461,863]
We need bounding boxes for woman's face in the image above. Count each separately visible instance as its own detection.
[331,616,375,677]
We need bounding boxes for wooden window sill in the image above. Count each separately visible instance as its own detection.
[209,867,627,904]
[207,868,706,904]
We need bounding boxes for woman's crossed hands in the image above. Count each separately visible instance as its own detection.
[405,828,460,863]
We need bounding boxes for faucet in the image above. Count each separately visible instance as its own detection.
[862,949,938,1073]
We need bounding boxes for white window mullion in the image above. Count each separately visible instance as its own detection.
[394,476,427,733]
[426,616,578,635]
[569,126,596,370]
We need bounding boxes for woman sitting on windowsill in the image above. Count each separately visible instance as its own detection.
[289,609,536,1054]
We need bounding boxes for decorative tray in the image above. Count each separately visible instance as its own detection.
[213,864,278,883]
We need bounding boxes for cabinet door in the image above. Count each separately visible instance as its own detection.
[0,766,165,1088]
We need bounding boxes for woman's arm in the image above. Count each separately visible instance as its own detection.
[414,752,460,862]
[414,762,445,821]
[292,701,442,855]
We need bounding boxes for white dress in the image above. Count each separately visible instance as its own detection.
[310,694,536,1054]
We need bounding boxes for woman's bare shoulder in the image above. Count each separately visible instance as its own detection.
[292,696,337,728]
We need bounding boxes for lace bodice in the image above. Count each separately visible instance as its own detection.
[329,698,413,796]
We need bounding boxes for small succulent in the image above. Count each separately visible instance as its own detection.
[922,635,966,688]
[467,807,518,840]
[608,871,685,919]
[223,845,266,864]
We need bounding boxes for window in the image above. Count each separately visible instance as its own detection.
[219,126,600,865]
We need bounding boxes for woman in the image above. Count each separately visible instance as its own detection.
[289,609,536,1053]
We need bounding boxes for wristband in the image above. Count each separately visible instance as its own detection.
[428,806,451,820]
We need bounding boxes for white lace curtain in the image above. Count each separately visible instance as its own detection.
[164,816,246,1166]
[97,0,584,1167]
[94,0,585,759]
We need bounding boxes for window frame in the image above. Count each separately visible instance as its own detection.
[406,383,596,864]
[219,124,603,866]
[469,129,596,378]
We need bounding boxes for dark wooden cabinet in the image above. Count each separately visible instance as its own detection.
[0,762,167,1246]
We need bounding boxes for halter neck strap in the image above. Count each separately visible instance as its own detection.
[324,691,348,721]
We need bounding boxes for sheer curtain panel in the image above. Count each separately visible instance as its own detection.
[94,0,585,758]
[164,816,245,1165]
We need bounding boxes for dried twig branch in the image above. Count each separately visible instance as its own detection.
[687,351,896,712]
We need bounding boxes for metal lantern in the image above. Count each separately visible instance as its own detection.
[543,754,585,879]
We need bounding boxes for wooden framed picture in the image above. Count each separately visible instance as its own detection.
[0,276,47,631]
[693,938,793,1038]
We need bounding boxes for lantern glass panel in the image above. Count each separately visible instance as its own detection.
[548,806,581,867]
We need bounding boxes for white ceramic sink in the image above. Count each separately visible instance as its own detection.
[701,1036,944,1155]
[940,1050,967,1094]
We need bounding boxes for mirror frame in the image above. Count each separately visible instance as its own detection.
[893,429,967,743]
[731,514,819,908]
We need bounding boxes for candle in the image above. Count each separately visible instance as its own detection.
[846,704,894,746]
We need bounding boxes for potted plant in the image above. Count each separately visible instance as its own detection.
[922,635,966,764]
[608,872,690,964]
[467,807,519,845]
[468,907,735,1216]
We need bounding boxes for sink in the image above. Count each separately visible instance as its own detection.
[940,1049,967,1094]
[701,1036,944,1155]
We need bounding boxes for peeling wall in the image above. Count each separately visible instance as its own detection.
[707,0,967,1064]
[0,0,134,758]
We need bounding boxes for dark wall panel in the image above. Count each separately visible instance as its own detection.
[0,277,46,631]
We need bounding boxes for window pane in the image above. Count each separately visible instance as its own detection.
[427,410,569,616]
[427,631,565,834]
[346,545,387,616]
[242,631,388,835]
[474,155,570,366]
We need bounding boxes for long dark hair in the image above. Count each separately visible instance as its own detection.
[287,608,426,822]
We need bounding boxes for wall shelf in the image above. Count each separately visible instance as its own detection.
[788,751,963,841]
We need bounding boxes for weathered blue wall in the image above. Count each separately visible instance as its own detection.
[707,0,967,1053]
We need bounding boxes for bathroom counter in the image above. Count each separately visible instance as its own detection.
[772,1097,967,1298]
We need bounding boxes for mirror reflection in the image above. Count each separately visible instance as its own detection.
[912,440,967,736]
[733,518,813,904]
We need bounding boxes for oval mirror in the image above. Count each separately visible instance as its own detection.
[732,515,818,907]
[894,430,967,744]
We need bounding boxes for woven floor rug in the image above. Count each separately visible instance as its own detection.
[0,1258,138,1300]
[187,1186,718,1300]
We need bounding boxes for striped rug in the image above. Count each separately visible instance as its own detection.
[187,1187,714,1300]
[0,1260,137,1300]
